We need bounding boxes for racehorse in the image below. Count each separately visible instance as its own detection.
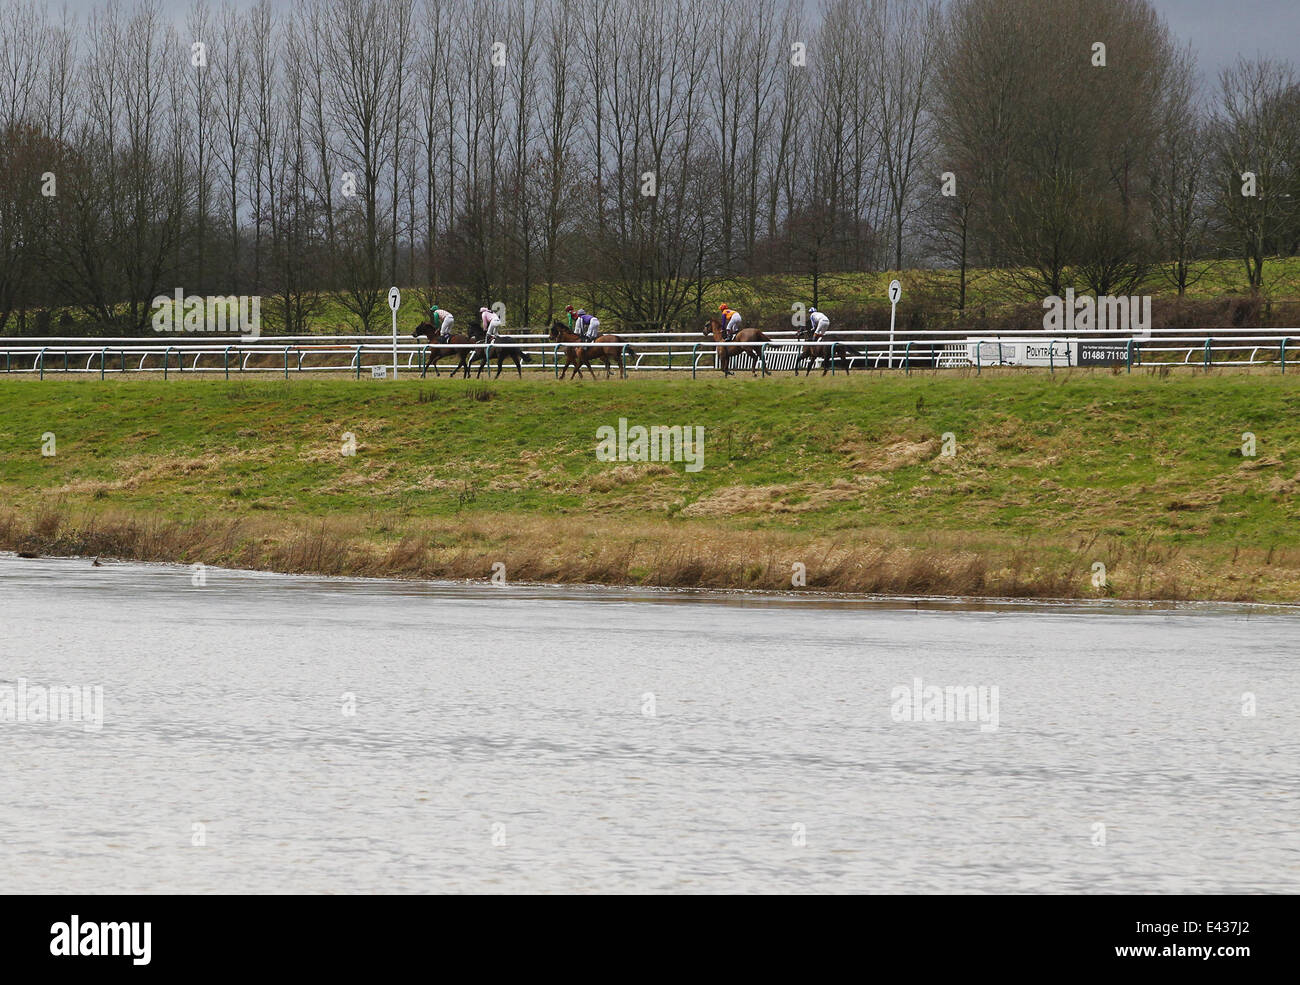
[466,324,533,379]
[703,318,771,376]
[412,323,480,378]
[548,321,638,379]
[793,326,866,376]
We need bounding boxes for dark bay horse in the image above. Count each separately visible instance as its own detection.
[793,326,866,376]
[412,323,480,377]
[467,324,532,379]
[548,321,637,379]
[703,318,771,376]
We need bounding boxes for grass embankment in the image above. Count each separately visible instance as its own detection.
[24,256,1300,336]
[2,371,1299,601]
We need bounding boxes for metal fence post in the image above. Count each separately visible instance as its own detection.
[1204,337,1212,370]
[1281,337,1288,374]
[830,341,837,376]
[100,348,107,381]
[691,343,700,379]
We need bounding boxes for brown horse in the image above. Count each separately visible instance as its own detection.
[412,323,480,377]
[703,318,771,376]
[793,326,866,376]
[548,321,637,379]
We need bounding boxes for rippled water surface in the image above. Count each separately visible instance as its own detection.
[2,554,1298,893]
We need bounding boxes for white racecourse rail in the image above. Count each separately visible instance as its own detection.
[3,329,1299,378]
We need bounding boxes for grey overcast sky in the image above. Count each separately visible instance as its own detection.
[1148,0,1300,89]
[50,0,1300,100]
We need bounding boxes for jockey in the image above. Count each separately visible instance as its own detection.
[565,304,576,331]
[483,307,503,343]
[574,308,600,342]
[719,303,742,341]
[430,306,455,342]
[809,305,830,339]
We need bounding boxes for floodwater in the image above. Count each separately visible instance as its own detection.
[2,554,1297,894]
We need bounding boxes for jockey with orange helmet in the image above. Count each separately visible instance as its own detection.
[719,303,742,341]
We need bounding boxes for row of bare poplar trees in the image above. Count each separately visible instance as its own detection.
[0,0,1297,334]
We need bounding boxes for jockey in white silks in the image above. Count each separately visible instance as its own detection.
[809,306,830,339]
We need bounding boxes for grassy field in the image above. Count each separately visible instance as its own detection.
[2,369,1299,601]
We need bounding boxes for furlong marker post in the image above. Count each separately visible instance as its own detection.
[388,286,401,379]
[888,278,902,370]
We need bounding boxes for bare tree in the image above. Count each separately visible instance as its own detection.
[1212,58,1300,292]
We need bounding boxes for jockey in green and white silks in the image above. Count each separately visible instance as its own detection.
[431,307,455,341]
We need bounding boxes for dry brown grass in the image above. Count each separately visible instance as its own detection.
[4,505,1299,602]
